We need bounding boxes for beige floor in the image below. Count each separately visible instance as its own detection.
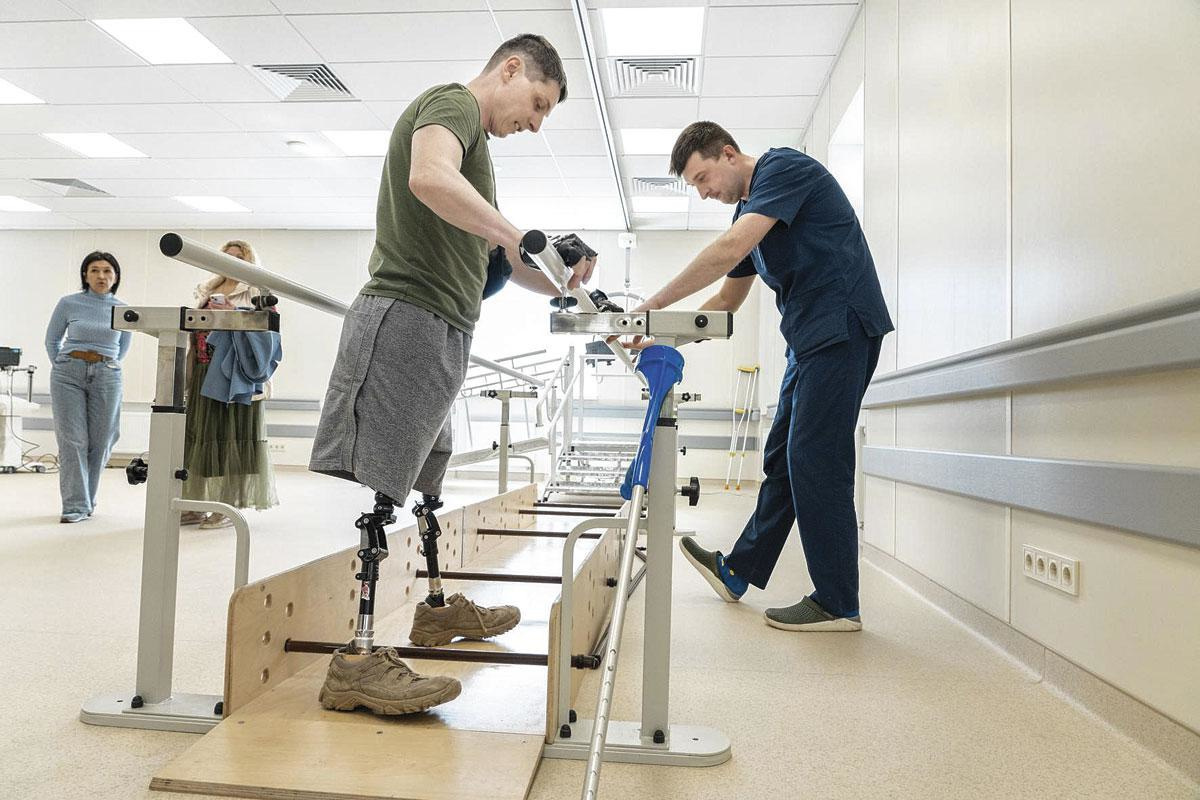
[0,466,1194,800]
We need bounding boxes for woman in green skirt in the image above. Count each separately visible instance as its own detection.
[180,239,279,529]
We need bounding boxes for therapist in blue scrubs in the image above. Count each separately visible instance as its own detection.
[631,121,893,631]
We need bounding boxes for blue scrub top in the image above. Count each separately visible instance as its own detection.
[729,147,894,357]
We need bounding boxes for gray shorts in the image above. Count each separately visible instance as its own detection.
[309,294,471,502]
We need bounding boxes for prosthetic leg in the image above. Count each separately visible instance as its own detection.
[351,491,396,653]
[407,494,522,648]
[412,493,447,608]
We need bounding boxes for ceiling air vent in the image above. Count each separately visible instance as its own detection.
[251,64,354,102]
[31,178,110,198]
[631,177,687,197]
[611,57,698,97]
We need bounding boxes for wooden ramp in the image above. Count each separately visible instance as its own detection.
[151,484,621,800]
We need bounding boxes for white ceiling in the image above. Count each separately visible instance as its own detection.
[0,0,860,231]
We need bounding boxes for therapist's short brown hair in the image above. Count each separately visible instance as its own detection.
[670,121,741,176]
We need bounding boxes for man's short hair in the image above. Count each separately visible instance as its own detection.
[485,34,568,103]
[670,121,741,176]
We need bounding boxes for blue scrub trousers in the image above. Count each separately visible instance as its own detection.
[50,356,123,516]
[725,311,883,618]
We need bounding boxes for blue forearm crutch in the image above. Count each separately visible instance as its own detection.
[584,344,685,800]
[619,345,686,501]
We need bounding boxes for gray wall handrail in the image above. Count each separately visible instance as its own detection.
[862,446,1200,550]
[864,287,1200,408]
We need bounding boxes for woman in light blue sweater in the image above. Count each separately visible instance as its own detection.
[44,252,132,523]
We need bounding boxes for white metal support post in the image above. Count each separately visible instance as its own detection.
[80,305,274,733]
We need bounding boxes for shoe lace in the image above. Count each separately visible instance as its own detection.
[448,593,493,635]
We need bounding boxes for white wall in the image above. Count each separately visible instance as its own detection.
[0,226,755,479]
[832,0,1200,735]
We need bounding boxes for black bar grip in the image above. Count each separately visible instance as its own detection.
[521,229,548,254]
[159,232,183,257]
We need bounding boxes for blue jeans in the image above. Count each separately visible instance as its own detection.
[725,312,883,618]
[50,356,123,515]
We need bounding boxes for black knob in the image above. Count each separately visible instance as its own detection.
[679,446,688,456]
[694,314,708,328]
[174,469,188,481]
[125,457,149,486]
[123,309,139,322]
[606,577,618,587]
[559,724,572,739]
[569,709,578,723]
[130,695,144,709]
[653,729,666,744]
[681,476,701,507]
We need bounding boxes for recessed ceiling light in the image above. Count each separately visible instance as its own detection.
[321,130,390,157]
[174,196,250,213]
[600,7,706,56]
[43,133,148,158]
[0,78,44,105]
[620,128,681,155]
[0,196,50,212]
[631,196,689,214]
[94,18,232,65]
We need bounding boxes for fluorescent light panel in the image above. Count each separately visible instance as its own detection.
[321,130,390,156]
[620,128,681,155]
[0,78,44,104]
[95,18,232,65]
[600,7,706,56]
[0,196,50,212]
[44,133,148,158]
[175,196,250,213]
[631,196,688,214]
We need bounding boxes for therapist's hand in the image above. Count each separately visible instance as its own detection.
[607,298,661,350]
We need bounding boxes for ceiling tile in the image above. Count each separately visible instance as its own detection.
[489,133,551,158]
[619,155,671,179]
[0,157,182,181]
[0,2,81,22]
[116,132,286,159]
[288,13,500,62]
[494,177,569,198]
[64,1,280,16]
[0,67,193,105]
[567,176,620,197]
[631,212,688,230]
[157,64,280,103]
[331,61,479,102]
[554,156,613,178]
[0,21,144,68]
[189,15,324,65]
[545,128,608,157]
[702,56,833,97]
[273,0,487,11]
[699,96,816,129]
[704,5,859,57]
[541,98,601,130]
[0,134,97,159]
[491,157,562,178]
[608,97,698,129]
[154,156,384,180]
[492,10,584,60]
[75,104,243,134]
[209,101,383,133]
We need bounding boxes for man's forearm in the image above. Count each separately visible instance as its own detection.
[646,235,743,309]
[508,260,562,296]
[412,164,522,252]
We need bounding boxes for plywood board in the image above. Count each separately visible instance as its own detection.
[462,483,537,564]
[224,488,517,715]
[151,718,542,800]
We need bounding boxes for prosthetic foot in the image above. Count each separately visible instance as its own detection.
[320,492,460,715]
[407,494,522,647]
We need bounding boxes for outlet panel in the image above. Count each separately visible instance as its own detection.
[1021,544,1079,596]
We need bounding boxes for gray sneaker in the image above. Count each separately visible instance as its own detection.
[408,592,521,647]
[764,596,862,632]
[60,512,89,524]
[319,646,461,715]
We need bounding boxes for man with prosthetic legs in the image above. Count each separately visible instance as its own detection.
[309,34,597,716]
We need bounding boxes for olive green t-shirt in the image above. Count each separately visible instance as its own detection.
[361,83,495,334]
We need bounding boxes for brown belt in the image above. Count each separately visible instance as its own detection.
[67,350,107,363]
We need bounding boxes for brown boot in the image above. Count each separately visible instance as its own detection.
[318,645,461,715]
[408,592,521,647]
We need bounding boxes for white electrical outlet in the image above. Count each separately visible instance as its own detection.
[1021,544,1079,596]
